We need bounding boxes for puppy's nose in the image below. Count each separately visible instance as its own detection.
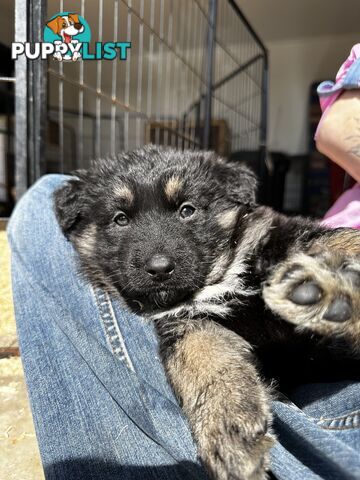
[145,254,175,280]
[74,23,82,30]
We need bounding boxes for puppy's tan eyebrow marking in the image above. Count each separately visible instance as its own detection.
[217,208,239,230]
[113,185,134,204]
[74,223,97,256]
[164,176,183,201]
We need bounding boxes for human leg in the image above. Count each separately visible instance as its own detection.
[7,175,207,480]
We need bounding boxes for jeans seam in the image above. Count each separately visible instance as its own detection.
[93,287,135,372]
[316,410,360,430]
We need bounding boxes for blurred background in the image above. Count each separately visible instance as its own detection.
[0,0,360,219]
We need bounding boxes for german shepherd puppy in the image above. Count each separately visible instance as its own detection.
[54,147,360,480]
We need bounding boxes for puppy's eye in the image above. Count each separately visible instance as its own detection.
[180,204,196,219]
[113,211,129,226]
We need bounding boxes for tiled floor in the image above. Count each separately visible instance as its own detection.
[0,227,44,480]
[0,357,44,480]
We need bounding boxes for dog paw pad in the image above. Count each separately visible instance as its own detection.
[323,296,352,323]
[288,281,322,305]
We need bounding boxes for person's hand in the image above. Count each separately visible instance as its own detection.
[316,90,360,183]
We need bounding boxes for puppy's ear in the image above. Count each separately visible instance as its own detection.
[218,161,258,206]
[69,13,80,24]
[46,16,61,35]
[53,178,84,237]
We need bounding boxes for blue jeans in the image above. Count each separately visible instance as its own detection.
[7,175,360,480]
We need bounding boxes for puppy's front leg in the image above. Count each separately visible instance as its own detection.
[155,318,273,480]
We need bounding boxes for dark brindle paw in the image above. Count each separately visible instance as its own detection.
[197,390,273,480]
[200,422,273,480]
[202,427,272,480]
[263,248,360,350]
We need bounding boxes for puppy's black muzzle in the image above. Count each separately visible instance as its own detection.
[145,254,175,282]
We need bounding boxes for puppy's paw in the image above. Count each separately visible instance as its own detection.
[53,51,63,62]
[72,51,81,61]
[263,249,360,350]
[197,388,273,480]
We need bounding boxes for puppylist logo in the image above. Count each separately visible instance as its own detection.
[12,11,131,62]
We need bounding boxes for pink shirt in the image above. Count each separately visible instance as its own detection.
[322,184,360,229]
[317,44,360,229]
[318,44,360,114]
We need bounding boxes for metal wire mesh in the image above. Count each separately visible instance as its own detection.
[15,0,267,189]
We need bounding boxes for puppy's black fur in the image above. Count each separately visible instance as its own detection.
[55,147,256,311]
[54,147,360,480]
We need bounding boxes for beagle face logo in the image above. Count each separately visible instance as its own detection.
[11,11,131,62]
[44,12,90,61]
[47,13,85,42]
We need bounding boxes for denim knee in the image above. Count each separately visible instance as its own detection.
[7,174,71,260]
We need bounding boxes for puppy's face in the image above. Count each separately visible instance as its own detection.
[47,14,84,38]
[54,147,257,313]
